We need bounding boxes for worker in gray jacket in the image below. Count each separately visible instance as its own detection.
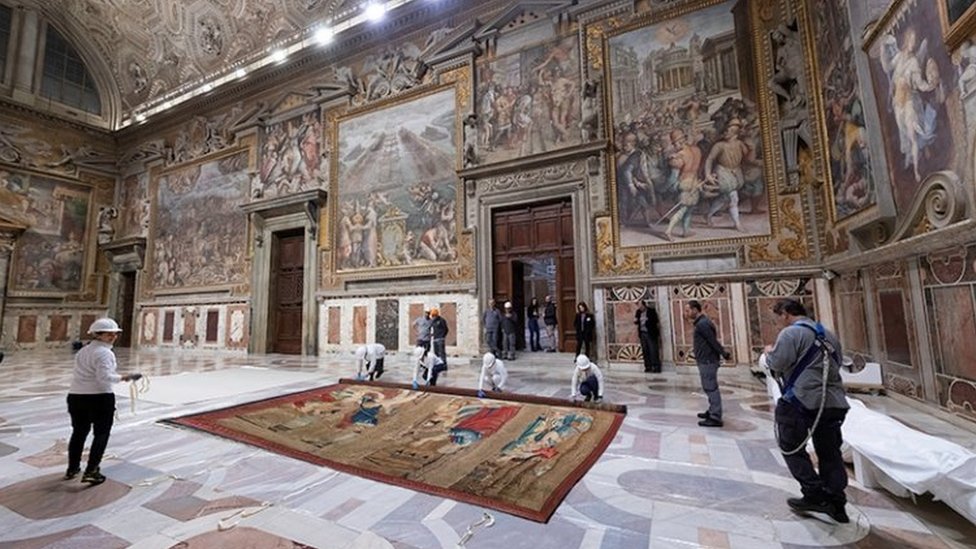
[764,298,850,524]
[482,299,501,355]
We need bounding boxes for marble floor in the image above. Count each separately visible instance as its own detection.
[0,348,974,548]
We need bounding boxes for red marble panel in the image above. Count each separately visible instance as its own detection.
[80,314,96,338]
[441,302,457,346]
[670,297,732,365]
[327,306,341,344]
[841,293,869,354]
[613,302,639,345]
[878,290,912,365]
[47,315,69,341]
[352,306,367,344]
[408,303,424,345]
[163,311,175,342]
[224,305,249,349]
[930,286,976,380]
[17,316,36,343]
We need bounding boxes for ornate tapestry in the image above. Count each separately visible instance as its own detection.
[166,380,626,522]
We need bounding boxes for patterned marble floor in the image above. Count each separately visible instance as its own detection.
[0,348,974,549]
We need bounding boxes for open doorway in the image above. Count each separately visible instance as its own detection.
[116,271,136,348]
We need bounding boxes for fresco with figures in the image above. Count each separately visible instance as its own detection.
[150,151,250,291]
[334,88,458,272]
[866,0,959,215]
[118,172,148,239]
[476,34,582,164]
[608,0,770,246]
[259,111,323,198]
[0,170,90,293]
[811,0,878,219]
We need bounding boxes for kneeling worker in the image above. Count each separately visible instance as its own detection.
[354,343,386,381]
[570,354,604,402]
[412,345,447,389]
[477,352,508,398]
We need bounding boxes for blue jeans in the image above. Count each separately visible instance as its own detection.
[528,318,541,350]
[579,374,599,401]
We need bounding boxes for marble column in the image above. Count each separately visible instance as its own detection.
[0,227,25,342]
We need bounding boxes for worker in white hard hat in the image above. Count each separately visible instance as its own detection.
[412,345,447,389]
[66,318,142,485]
[477,352,508,398]
[354,343,386,381]
[570,354,604,402]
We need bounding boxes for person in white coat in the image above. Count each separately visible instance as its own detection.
[354,343,386,380]
[411,345,447,389]
[477,352,508,398]
[570,354,604,402]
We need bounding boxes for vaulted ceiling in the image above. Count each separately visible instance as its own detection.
[16,0,358,118]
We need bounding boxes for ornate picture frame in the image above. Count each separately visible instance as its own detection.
[940,0,976,50]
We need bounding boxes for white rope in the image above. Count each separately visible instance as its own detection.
[457,512,494,547]
[128,376,151,415]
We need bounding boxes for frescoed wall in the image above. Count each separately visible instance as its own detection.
[333,87,458,272]
[118,172,149,239]
[259,111,323,199]
[475,34,582,164]
[607,0,770,247]
[149,151,250,292]
[810,0,878,219]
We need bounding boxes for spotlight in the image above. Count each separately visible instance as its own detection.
[364,2,386,21]
[271,49,288,63]
[235,68,247,79]
[314,26,334,45]
[135,113,146,122]
[202,83,214,92]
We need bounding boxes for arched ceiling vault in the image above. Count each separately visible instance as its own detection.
[15,0,356,123]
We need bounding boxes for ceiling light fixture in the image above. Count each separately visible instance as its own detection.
[271,49,288,63]
[235,68,247,78]
[314,26,335,45]
[364,2,386,21]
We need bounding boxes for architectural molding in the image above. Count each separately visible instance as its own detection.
[99,236,147,273]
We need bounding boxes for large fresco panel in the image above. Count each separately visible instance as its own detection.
[608,0,771,247]
[259,111,323,199]
[475,35,582,164]
[118,172,148,239]
[866,0,959,215]
[334,87,458,273]
[150,151,250,292]
[2,171,90,293]
[810,0,878,218]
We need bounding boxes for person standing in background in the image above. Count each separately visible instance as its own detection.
[500,302,518,360]
[482,299,501,355]
[527,297,542,351]
[413,309,432,352]
[686,300,730,427]
[574,302,596,360]
[430,308,449,366]
[543,295,558,352]
[635,299,662,373]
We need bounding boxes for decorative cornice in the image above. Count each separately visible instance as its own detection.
[459,140,607,180]
[240,189,328,219]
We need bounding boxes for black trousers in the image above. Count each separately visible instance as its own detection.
[639,331,660,372]
[368,358,385,380]
[67,393,116,473]
[775,398,848,504]
[575,337,594,360]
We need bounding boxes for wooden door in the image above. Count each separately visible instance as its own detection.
[491,200,575,352]
[117,271,136,348]
[269,229,304,354]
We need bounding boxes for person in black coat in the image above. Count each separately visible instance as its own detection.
[574,301,596,359]
[635,299,661,372]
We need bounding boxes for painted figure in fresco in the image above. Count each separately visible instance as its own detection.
[702,119,754,232]
[879,26,942,182]
[616,132,654,227]
[664,128,703,241]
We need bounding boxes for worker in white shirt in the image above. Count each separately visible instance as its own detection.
[66,318,142,485]
[570,354,604,402]
[354,343,386,381]
[411,345,447,389]
[477,352,508,398]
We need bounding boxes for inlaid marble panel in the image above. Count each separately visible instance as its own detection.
[604,287,656,362]
[327,306,341,345]
[928,286,976,381]
[670,284,733,366]
[745,279,815,357]
[80,314,97,339]
[440,302,457,347]
[225,305,249,350]
[47,315,69,342]
[17,316,36,343]
[407,303,424,348]
[141,309,158,346]
[352,306,367,344]
[375,299,399,351]
[182,311,196,347]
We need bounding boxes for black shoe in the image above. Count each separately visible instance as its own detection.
[63,468,80,480]
[698,417,723,427]
[697,411,710,419]
[81,469,106,485]
[788,497,848,523]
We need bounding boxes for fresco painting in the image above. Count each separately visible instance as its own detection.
[259,111,323,198]
[118,172,149,238]
[151,151,250,291]
[811,0,878,219]
[867,0,958,214]
[608,0,771,247]
[335,88,458,272]
[476,35,582,164]
[0,170,90,293]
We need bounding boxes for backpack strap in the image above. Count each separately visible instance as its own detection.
[781,322,838,402]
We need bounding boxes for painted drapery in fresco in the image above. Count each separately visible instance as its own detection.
[476,35,582,164]
[150,151,250,291]
[334,88,458,272]
[259,111,323,198]
[867,0,958,215]
[167,380,625,522]
[811,0,878,219]
[608,0,770,247]
[1,170,90,293]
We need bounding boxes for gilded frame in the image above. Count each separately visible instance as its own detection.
[940,0,976,50]
[598,0,783,254]
[325,70,470,282]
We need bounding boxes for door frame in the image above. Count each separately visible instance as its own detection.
[476,181,592,350]
[244,190,325,355]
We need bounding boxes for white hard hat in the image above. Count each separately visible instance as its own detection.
[504,301,512,308]
[483,352,496,368]
[354,346,366,360]
[88,318,122,334]
[575,354,590,368]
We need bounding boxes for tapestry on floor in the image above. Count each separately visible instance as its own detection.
[164,379,627,522]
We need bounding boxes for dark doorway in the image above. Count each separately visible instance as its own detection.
[269,228,304,354]
[491,199,576,352]
[116,271,136,348]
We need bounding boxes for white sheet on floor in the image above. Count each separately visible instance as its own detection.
[113,367,326,405]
